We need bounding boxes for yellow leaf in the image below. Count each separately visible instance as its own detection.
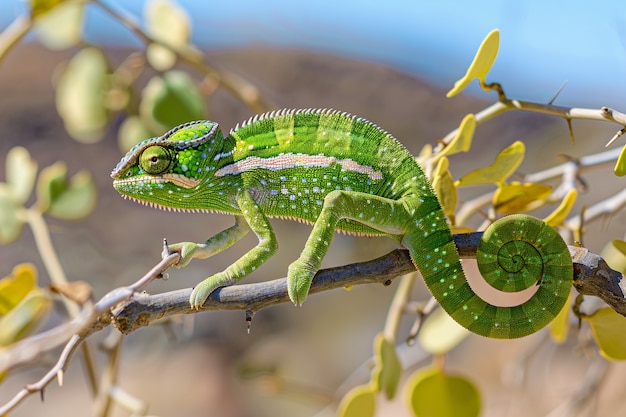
[549,292,571,344]
[614,145,626,176]
[601,240,626,275]
[418,308,470,354]
[456,141,525,187]
[0,264,37,316]
[447,29,500,97]
[586,308,626,361]
[338,383,376,417]
[432,114,475,162]
[543,189,578,227]
[405,366,481,417]
[431,157,457,219]
[493,182,552,214]
[0,288,52,346]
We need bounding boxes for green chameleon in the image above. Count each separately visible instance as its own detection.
[111,108,573,339]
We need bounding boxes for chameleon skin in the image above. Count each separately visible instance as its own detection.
[111,108,573,339]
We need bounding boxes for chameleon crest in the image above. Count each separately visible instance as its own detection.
[112,109,573,339]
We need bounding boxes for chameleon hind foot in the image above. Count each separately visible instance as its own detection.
[287,260,317,306]
[189,274,235,310]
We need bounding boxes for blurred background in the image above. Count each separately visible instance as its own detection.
[1,1,626,416]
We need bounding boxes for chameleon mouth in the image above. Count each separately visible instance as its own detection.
[113,173,200,189]
[117,194,217,214]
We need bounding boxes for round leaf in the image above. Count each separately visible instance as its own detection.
[586,308,626,361]
[447,29,500,97]
[144,0,191,71]
[418,308,470,355]
[6,146,38,204]
[140,70,206,131]
[338,384,376,417]
[36,162,97,220]
[372,333,402,399]
[33,1,84,50]
[405,367,481,417]
[431,157,457,219]
[118,116,154,152]
[0,186,25,244]
[56,47,110,143]
[0,287,52,346]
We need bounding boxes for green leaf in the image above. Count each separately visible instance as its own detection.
[0,186,25,244]
[0,263,37,315]
[140,70,206,132]
[33,1,84,50]
[405,366,481,417]
[456,141,525,187]
[371,333,402,399]
[36,162,97,220]
[118,116,154,152]
[418,308,470,355]
[493,181,552,214]
[55,47,110,143]
[614,144,626,176]
[447,29,500,97]
[144,0,191,71]
[586,308,626,361]
[338,384,376,417]
[6,147,38,204]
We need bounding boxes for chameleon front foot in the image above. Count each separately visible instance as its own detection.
[287,260,317,306]
[189,274,234,309]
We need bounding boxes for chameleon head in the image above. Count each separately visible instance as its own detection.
[111,120,224,211]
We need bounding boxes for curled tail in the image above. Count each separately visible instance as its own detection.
[403,201,573,339]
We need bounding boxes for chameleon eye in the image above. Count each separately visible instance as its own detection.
[139,146,171,174]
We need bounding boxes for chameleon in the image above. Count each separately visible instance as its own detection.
[111,108,573,339]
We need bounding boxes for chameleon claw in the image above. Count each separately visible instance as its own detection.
[287,260,316,306]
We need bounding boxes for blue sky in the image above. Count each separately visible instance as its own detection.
[2,1,625,108]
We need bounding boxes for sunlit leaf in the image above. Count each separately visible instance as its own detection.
[55,47,110,143]
[0,186,25,244]
[0,288,52,346]
[0,264,37,316]
[36,162,97,220]
[140,70,206,132]
[144,0,191,71]
[543,189,577,227]
[29,0,65,18]
[431,157,457,219]
[447,29,500,98]
[405,366,481,417]
[118,116,154,152]
[432,114,475,162]
[33,1,84,50]
[6,147,38,204]
[456,141,525,187]
[549,292,572,344]
[586,308,626,361]
[371,333,402,400]
[418,308,470,355]
[614,145,626,176]
[493,182,552,214]
[338,383,376,417]
[602,240,626,275]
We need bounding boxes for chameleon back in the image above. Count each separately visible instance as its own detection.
[219,108,440,235]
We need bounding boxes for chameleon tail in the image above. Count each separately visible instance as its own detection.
[402,202,572,339]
